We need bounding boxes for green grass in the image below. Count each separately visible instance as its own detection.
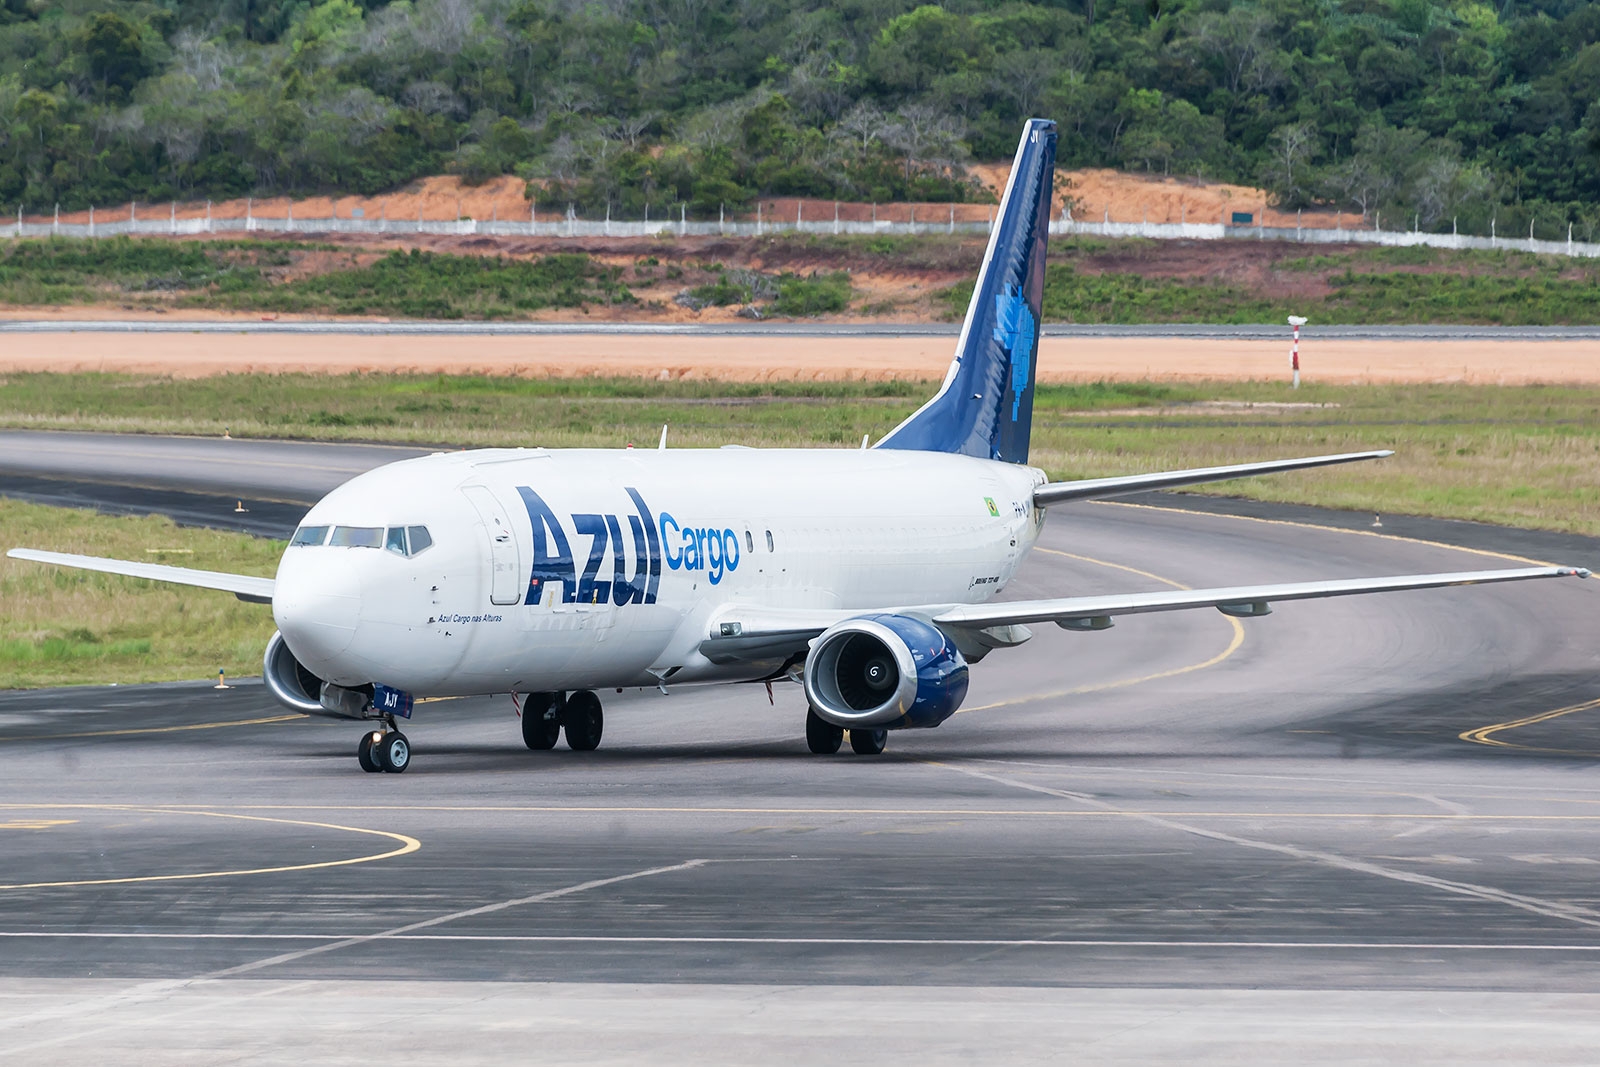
[196,249,632,318]
[0,239,633,318]
[0,498,282,688]
[939,261,1600,325]
[4,374,1600,538]
[938,243,1600,325]
[7,234,1600,323]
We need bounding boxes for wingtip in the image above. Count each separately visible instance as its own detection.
[1375,450,1396,458]
[1569,567,1592,579]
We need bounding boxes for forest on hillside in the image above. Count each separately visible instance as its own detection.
[3,0,1599,236]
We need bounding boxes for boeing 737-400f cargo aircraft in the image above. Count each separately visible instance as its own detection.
[9,120,1589,773]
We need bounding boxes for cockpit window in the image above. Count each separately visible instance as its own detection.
[290,525,329,547]
[385,527,408,555]
[329,526,383,548]
[406,526,433,554]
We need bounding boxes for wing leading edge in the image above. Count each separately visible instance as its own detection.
[1033,450,1394,508]
[930,566,1588,630]
[6,549,275,604]
[699,566,1588,668]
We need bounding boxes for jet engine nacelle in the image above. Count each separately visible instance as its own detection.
[263,630,328,715]
[802,614,969,729]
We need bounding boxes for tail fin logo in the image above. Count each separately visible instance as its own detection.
[993,286,1036,422]
[872,118,1056,465]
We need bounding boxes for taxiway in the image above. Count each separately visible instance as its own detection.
[2,435,1600,1062]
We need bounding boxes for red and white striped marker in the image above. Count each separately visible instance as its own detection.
[1288,316,1307,389]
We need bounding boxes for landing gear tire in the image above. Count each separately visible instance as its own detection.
[848,728,887,756]
[357,730,384,773]
[377,730,411,773]
[564,690,603,751]
[805,708,843,754]
[521,692,563,750]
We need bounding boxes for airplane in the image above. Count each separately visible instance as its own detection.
[8,119,1589,774]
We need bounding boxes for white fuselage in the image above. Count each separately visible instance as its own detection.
[271,447,1047,696]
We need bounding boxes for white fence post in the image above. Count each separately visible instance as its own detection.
[206,200,212,233]
[89,205,94,237]
[52,203,58,235]
[170,201,176,234]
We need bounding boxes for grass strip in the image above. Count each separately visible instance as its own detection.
[3,374,1598,537]
[0,498,281,688]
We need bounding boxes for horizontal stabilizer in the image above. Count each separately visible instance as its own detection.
[1034,450,1394,508]
[931,566,1588,630]
[7,548,275,604]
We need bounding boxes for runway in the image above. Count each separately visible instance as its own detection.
[3,437,1600,1061]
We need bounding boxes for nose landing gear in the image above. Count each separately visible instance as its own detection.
[356,716,411,773]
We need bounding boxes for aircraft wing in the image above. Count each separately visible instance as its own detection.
[929,566,1587,630]
[1033,450,1393,507]
[6,549,275,604]
[699,566,1587,669]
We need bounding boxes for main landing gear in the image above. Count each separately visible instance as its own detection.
[357,718,411,774]
[806,707,887,756]
[521,691,605,752]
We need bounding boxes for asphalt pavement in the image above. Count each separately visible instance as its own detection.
[2,434,1600,1063]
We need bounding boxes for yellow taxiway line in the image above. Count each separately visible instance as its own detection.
[0,805,419,890]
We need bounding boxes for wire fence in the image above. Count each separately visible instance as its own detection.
[5,202,1599,259]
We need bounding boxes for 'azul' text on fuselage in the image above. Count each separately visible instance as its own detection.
[516,486,739,606]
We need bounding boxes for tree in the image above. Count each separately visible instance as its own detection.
[1264,121,1318,207]
[1335,122,1429,220]
[81,12,153,95]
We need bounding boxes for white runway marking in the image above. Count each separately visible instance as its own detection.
[930,762,1600,931]
[206,857,711,978]
[1,931,1599,951]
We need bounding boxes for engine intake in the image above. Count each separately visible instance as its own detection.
[263,630,328,715]
[803,614,969,729]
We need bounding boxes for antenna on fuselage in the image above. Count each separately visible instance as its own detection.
[658,424,668,450]
[861,434,869,449]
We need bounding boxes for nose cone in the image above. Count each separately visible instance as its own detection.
[273,552,362,676]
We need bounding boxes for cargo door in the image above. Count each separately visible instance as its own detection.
[462,484,522,606]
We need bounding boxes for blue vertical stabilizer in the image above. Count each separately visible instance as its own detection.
[876,119,1056,464]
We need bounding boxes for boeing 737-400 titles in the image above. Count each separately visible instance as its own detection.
[10,119,1588,773]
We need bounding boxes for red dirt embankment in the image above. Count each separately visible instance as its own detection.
[38,168,1358,231]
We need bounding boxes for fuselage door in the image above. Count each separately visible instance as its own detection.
[461,484,523,606]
